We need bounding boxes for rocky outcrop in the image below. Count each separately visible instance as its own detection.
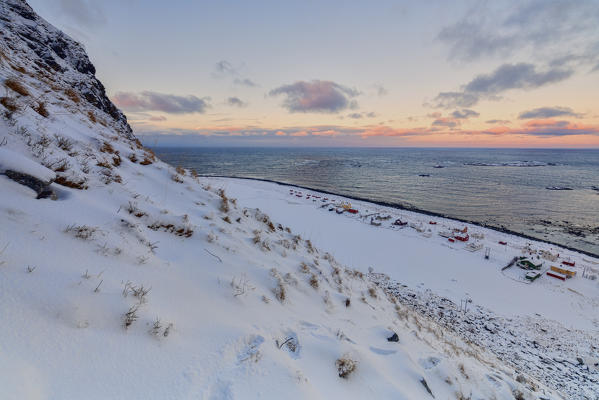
[0,0,133,139]
[3,170,55,199]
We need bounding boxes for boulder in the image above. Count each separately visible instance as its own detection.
[4,170,55,199]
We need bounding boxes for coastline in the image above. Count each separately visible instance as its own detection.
[202,174,599,259]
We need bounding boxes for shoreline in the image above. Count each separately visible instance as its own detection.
[205,174,599,259]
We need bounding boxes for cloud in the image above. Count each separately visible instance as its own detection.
[213,60,237,76]
[269,80,360,113]
[148,116,167,122]
[513,119,599,137]
[347,111,377,119]
[432,117,459,129]
[113,91,210,114]
[438,1,599,63]
[373,84,388,96]
[226,97,248,108]
[433,63,573,108]
[213,60,258,86]
[518,106,581,119]
[233,78,258,87]
[134,118,599,148]
[451,109,479,119]
[486,119,511,124]
[56,0,106,28]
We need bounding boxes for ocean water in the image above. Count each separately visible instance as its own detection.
[152,147,599,256]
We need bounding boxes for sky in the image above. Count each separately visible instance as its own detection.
[28,0,599,147]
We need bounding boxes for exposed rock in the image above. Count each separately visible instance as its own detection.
[387,332,399,342]
[4,170,55,199]
[0,0,133,139]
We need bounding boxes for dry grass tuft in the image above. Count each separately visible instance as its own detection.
[87,111,97,123]
[171,174,184,183]
[147,222,193,237]
[1,97,19,117]
[128,153,138,163]
[218,188,230,213]
[64,88,80,103]
[309,274,319,289]
[11,65,27,74]
[123,305,139,329]
[176,166,186,175]
[65,224,97,240]
[112,153,121,167]
[458,363,469,380]
[54,135,73,151]
[33,101,49,118]
[4,78,29,96]
[299,262,310,273]
[368,287,377,299]
[335,356,357,378]
[54,175,88,189]
[97,160,113,169]
[100,141,115,154]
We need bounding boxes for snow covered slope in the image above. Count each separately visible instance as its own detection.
[0,1,577,399]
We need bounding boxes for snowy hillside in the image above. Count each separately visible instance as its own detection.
[0,1,590,399]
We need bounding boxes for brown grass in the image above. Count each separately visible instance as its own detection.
[368,287,377,299]
[64,88,80,103]
[176,166,186,175]
[147,222,193,237]
[309,274,319,289]
[112,153,121,167]
[4,78,29,96]
[335,357,357,378]
[128,153,138,163]
[218,189,230,213]
[0,97,19,116]
[11,65,27,74]
[54,135,73,151]
[53,159,69,172]
[133,138,144,149]
[97,160,113,169]
[274,280,286,302]
[34,101,49,118]
[54,176,88,189]
[88,111,97,123]
[100,141,115,154]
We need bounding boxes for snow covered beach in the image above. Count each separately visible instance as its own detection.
[207,177,599,330]
[204,177,599,397]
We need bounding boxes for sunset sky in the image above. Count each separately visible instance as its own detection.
[29,0,599,147]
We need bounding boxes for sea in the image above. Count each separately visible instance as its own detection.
[152,147,599,256]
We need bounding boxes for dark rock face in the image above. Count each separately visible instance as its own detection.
[4,170,55,199]
[0,0,134,139]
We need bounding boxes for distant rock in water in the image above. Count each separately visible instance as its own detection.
[546,186,573,191]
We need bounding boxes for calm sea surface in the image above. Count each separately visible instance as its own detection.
[152,147,599,256]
